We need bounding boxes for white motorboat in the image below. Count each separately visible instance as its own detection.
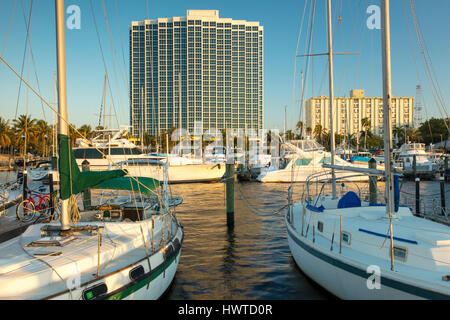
[117,156,226,184]
[257,140,379,183]
[73,126,144,171]
[393,142,437,179]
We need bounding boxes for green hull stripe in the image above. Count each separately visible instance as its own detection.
[103,233,183,300]
[287,223,450,300]
[106,252,180,300]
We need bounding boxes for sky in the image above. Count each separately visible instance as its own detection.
[0,0,449,132]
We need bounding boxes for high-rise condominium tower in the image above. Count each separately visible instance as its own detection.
[130,10,264,137]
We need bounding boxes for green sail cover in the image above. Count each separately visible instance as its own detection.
[58,134,126,200]
[91,177,161,197]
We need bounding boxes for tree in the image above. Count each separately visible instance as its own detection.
[0,117,12,152]
[13,114,37,157]
[418,118,450,145]
[296,121,304,139]
[392,125,405,147]
[361,117,371,151]
[78,124,93,140]
[35,120,51,157]
[313,124,326,145]
[405,126,422,143]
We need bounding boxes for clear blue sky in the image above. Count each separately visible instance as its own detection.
[0,0,449,132]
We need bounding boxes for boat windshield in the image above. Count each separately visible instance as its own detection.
[286,140,325,152]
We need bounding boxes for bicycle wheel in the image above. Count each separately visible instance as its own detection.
[16,200,36,223]
[40,196,51,216]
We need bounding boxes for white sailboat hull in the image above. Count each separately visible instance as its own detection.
[287,222,419,299]
[285,204,450,300]
[0,216,183,300]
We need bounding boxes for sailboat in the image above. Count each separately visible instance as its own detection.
[285,0,450,299]
[0,0,183,300]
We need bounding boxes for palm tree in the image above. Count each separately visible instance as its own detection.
[143,131,154,152]
[405,126,422,142]
[296,121,304,139]
[35,120,51,157]
[13,114,37,158]
[78,124,93,140]
[392,125,405,147]
[313,124,325,145]
[0,117,12,152]
[361,117,371,151]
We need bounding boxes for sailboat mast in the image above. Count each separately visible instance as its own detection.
[381,0,395,271]
[326,0,337,198]
[55,0,70,231]
[103,72,107,130]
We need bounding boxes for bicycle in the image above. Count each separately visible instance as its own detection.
[16,188,58,223]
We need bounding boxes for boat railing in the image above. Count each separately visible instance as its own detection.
[304,170,371,205]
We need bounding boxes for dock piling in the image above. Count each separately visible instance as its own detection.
[49,173,54,218]
[369,158,377,203]
[82,160,92,210]
[226,161,235,228]
[415,177,420,216]
[440,174,446,216]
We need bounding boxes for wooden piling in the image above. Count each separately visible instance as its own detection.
[440,174,446,216]
[82,160,91,210]
[415,177,420,216]
[49,173,54,218]
[226,162,235,228]
[369,158,377,203]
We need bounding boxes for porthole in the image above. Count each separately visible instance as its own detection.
[341,231,351,245]
[163,244,175,262]
[83,283,107,300]
[129,265,145,282]
[317,221,324,233]
[391,246,408,262]
[173,238,181,253]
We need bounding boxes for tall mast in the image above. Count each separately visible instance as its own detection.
[103,71,107,130]
[381,0,396,271]
[326,0,337,198]
[141,86,144,152]
[55,0,70,231]
[178,72,182,156]
[300,70,304,138]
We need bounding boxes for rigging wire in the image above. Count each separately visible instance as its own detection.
[291,0,309,131]
[99,0,129,128]
[89,0,120,130]
[409,0,450,132]
[13,0,33,121]
[1,0,18,57]
[400,0,433,139]
[297,0,317,134]
[20,0,46,121]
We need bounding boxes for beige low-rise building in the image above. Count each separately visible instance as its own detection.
[304,89,414,136]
